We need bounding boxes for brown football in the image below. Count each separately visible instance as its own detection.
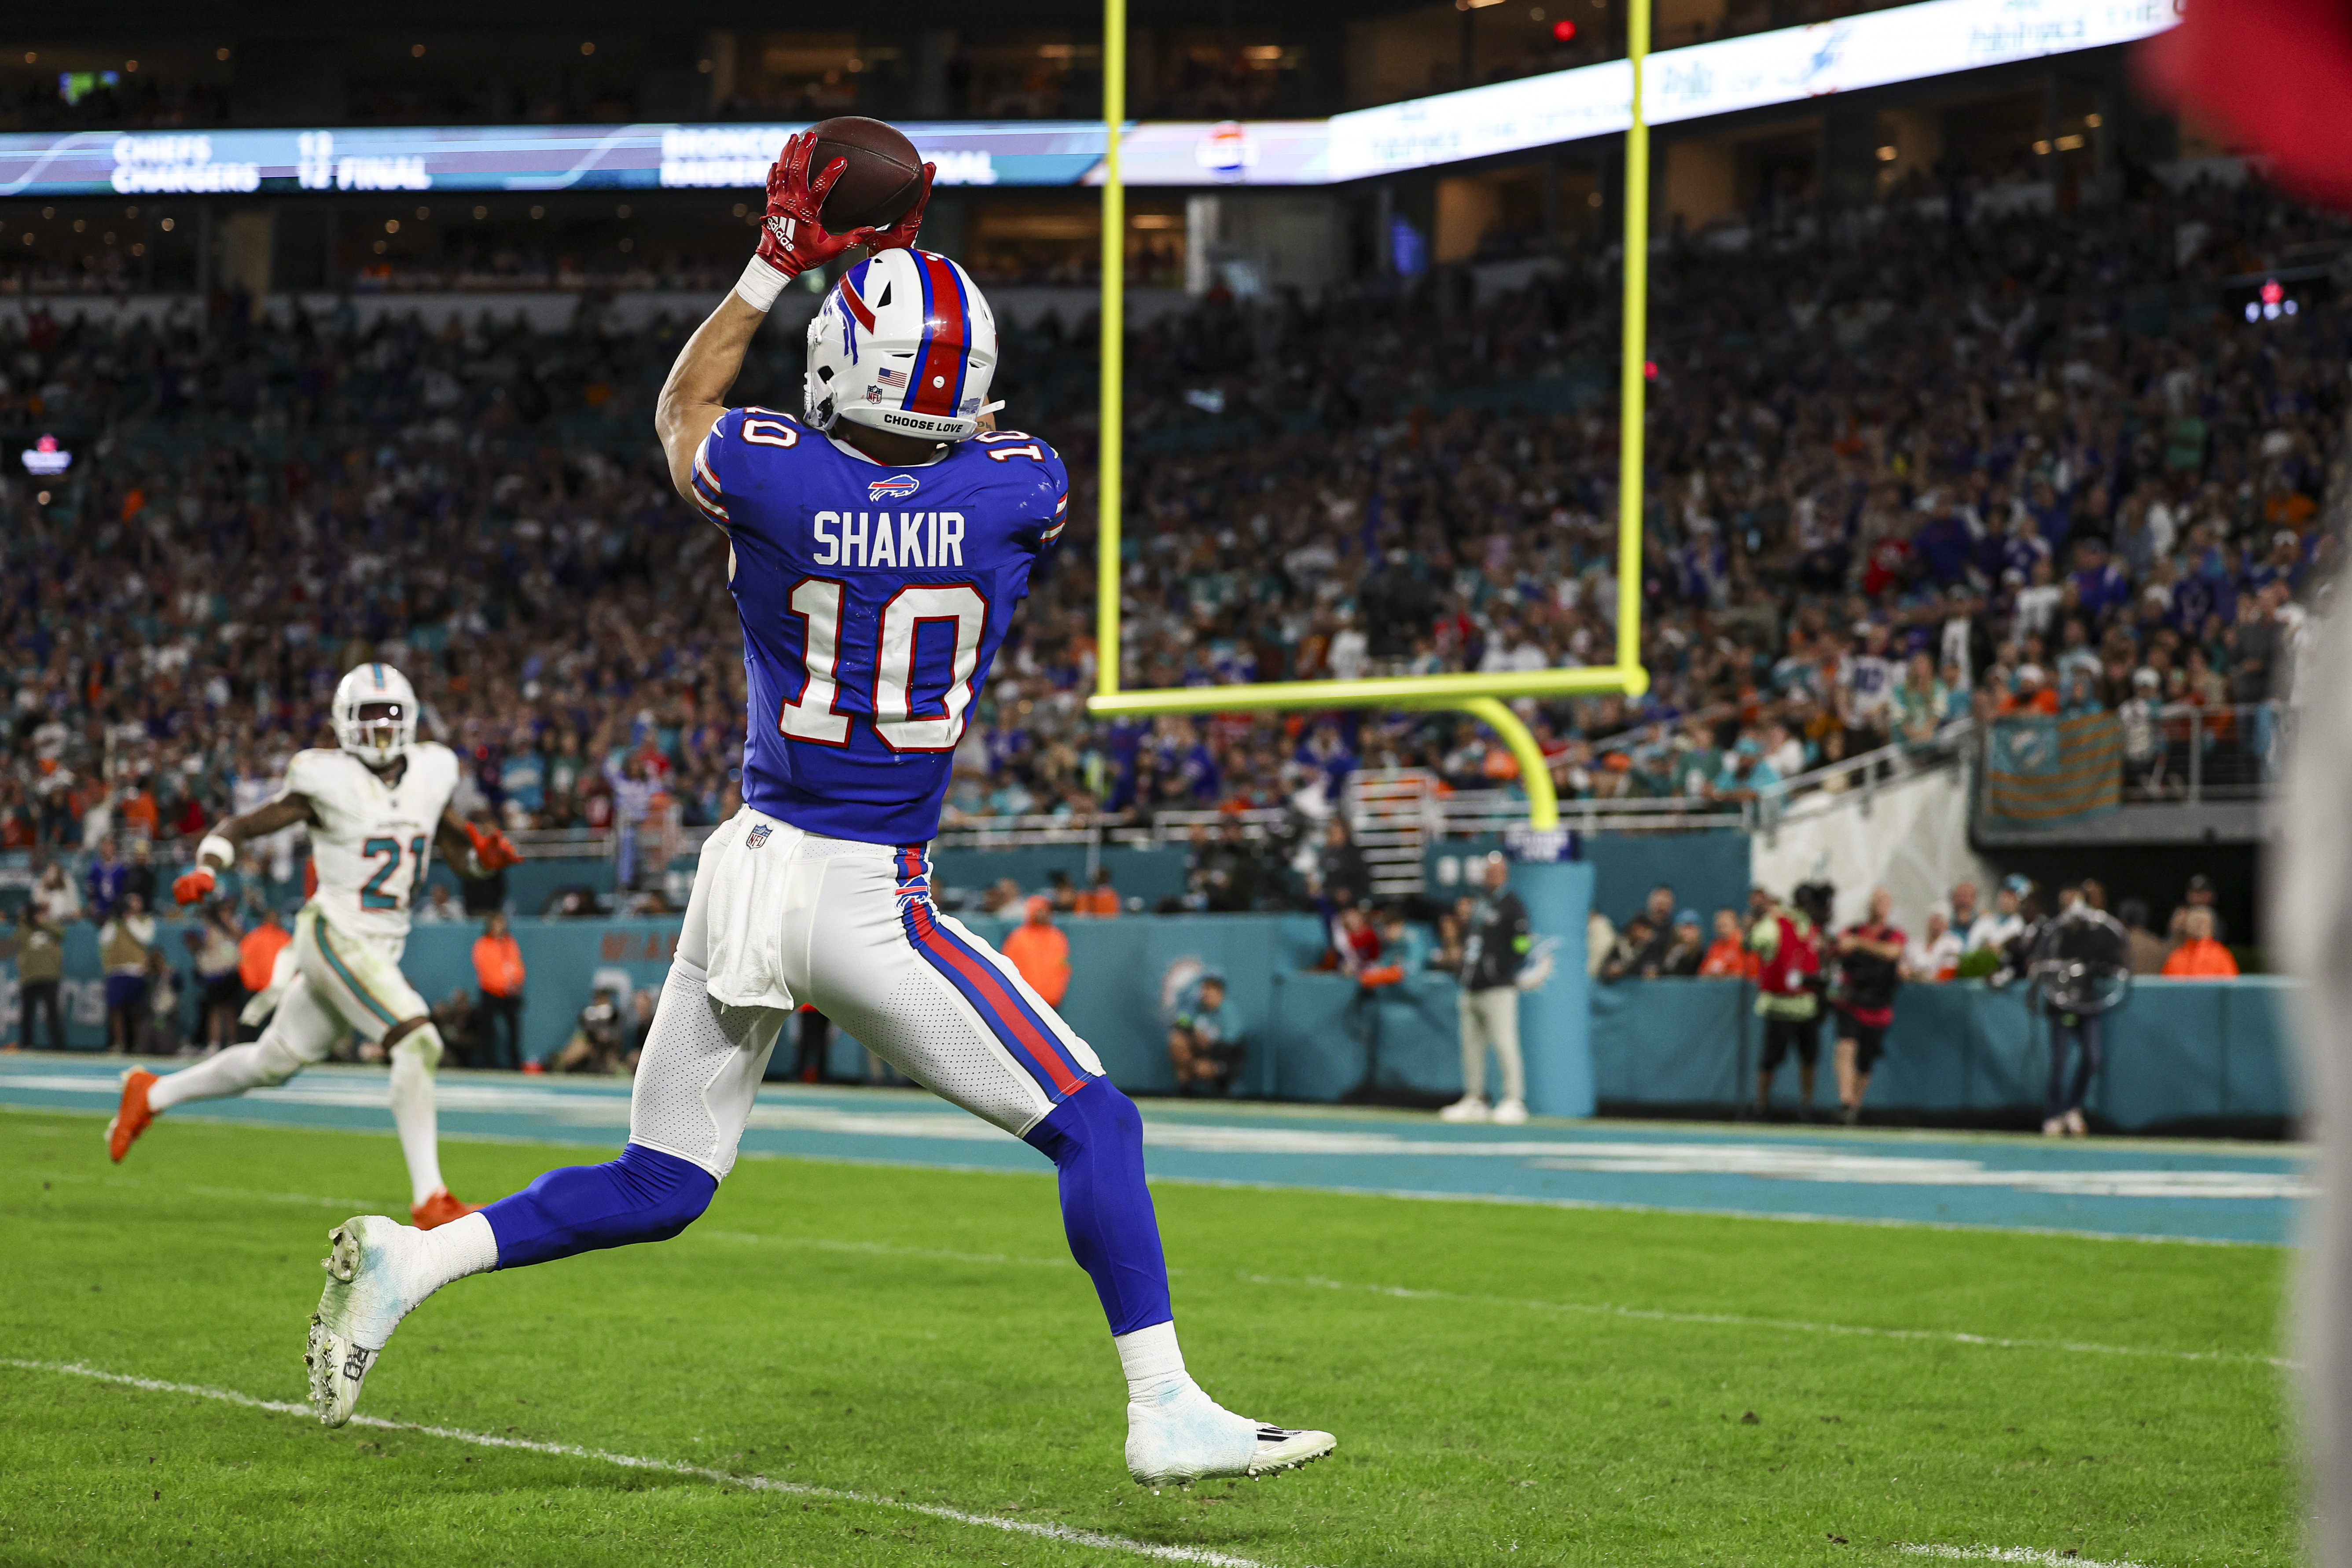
[805,116,925,233]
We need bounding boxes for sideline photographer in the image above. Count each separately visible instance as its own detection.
[2029,883,2132,1137]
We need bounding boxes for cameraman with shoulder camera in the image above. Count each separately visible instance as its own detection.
[2030,883,2131,1136]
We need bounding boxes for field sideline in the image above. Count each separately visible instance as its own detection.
[1,1105,2296,1567]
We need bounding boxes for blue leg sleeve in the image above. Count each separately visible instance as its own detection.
[1023,1079,1173,1336]
[480,1142,717,1270]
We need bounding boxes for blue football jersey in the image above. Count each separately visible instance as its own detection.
[690,407,1068,844]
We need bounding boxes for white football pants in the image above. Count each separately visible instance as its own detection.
[628,810,1105,1181]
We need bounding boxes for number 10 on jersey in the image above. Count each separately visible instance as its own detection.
[779,578,988,752]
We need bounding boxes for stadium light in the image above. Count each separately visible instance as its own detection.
[1084,0,1654,832]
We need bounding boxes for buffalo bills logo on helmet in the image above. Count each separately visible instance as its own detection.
[745,823,772,849]
[868,474,921,503]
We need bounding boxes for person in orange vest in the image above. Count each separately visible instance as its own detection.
[238,904,292,998]
[2161,908,2240,977]
[1697,908,1758,979]
[1073,865,1121,918]
[1000,895,1071,1008]
[473,911,529,1070]
[229,903,297,1041]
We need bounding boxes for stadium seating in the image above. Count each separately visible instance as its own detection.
[0,165,2338,862]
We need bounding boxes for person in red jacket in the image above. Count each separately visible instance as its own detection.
[1831,887,1907,1127]
[1747,883,1832,1120]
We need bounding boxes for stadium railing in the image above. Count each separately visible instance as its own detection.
[1742,720,1979,835]
[506,826,621,859]
[1973,701,2292,817]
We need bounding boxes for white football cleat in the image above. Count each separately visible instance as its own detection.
[305,1215,430,1428]
[1125,1383,1335,1485]
[1490,1098,1529,1125]
[1437,1095,1489,1124]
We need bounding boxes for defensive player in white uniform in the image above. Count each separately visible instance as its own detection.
[302,133,1334,1486]
[108,663,522,1230]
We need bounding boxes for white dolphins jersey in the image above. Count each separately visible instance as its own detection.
[281,743,462,944]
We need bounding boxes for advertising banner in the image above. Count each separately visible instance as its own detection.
[0,0,2180,201]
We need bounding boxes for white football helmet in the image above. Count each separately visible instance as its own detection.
[332,662,418,767]
[805,248,999,444]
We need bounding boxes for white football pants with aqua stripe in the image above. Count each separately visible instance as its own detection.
[145,907,435,1104]
[282,906,434,1059]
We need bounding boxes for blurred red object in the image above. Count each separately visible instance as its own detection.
[2143,0,2352,208]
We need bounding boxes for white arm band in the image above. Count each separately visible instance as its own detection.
[734,255,792,313]
[198,834,236,871]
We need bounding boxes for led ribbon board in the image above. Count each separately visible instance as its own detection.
[0,0,2178,200]
[0,123,1105,199]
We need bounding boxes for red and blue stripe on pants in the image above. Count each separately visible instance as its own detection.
[893,846,1091,1100]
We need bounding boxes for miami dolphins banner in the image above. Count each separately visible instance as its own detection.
[1984,712,2124,826]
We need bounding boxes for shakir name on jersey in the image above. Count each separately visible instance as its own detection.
[690,406,1068,845]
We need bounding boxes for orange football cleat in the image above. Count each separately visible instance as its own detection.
[107,1068,158,1162]
[411,1188,478,1230]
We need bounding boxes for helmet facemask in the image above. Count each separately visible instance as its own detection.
[350,701,407,766]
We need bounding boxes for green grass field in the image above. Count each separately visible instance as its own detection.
[0,1107,2297,1568]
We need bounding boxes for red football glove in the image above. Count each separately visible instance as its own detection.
[466,822,522,873]
[867,161,936,253]
[753,132,881,281]
[172,867,215,906]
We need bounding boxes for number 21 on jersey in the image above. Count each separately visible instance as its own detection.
[360,834,430,911]
[778,578,987,752]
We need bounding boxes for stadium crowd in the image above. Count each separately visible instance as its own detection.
[0,164,2342,882]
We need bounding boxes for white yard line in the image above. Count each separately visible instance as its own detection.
[1235,1271,2297,1371]
[693,1230,2295,1371]
[23,1162,2297,1370]
[1,1358,1282,1568]
[1900,1544,2146,1568]
[43,1169,378,1209]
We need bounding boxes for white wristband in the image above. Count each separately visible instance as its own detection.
[734,255,792,313]
[198,834,236,871]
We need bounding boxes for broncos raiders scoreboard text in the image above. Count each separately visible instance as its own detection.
[0,0,2175,201]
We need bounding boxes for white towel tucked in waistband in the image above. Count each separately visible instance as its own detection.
[699,808,801,1012]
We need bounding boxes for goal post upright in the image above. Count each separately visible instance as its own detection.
[1616,0,1652,677]
[1083,0,1655,836]
[1096,0,1127,699]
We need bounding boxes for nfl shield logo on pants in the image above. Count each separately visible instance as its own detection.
[745,823,772,849]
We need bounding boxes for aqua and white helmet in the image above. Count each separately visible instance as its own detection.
[332,662,418,766]
[805,248,999,444]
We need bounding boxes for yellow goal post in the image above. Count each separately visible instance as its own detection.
[1086,0,1655,832]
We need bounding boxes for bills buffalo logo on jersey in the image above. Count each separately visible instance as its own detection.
[745,823,773,849]
[868,473,922,503]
